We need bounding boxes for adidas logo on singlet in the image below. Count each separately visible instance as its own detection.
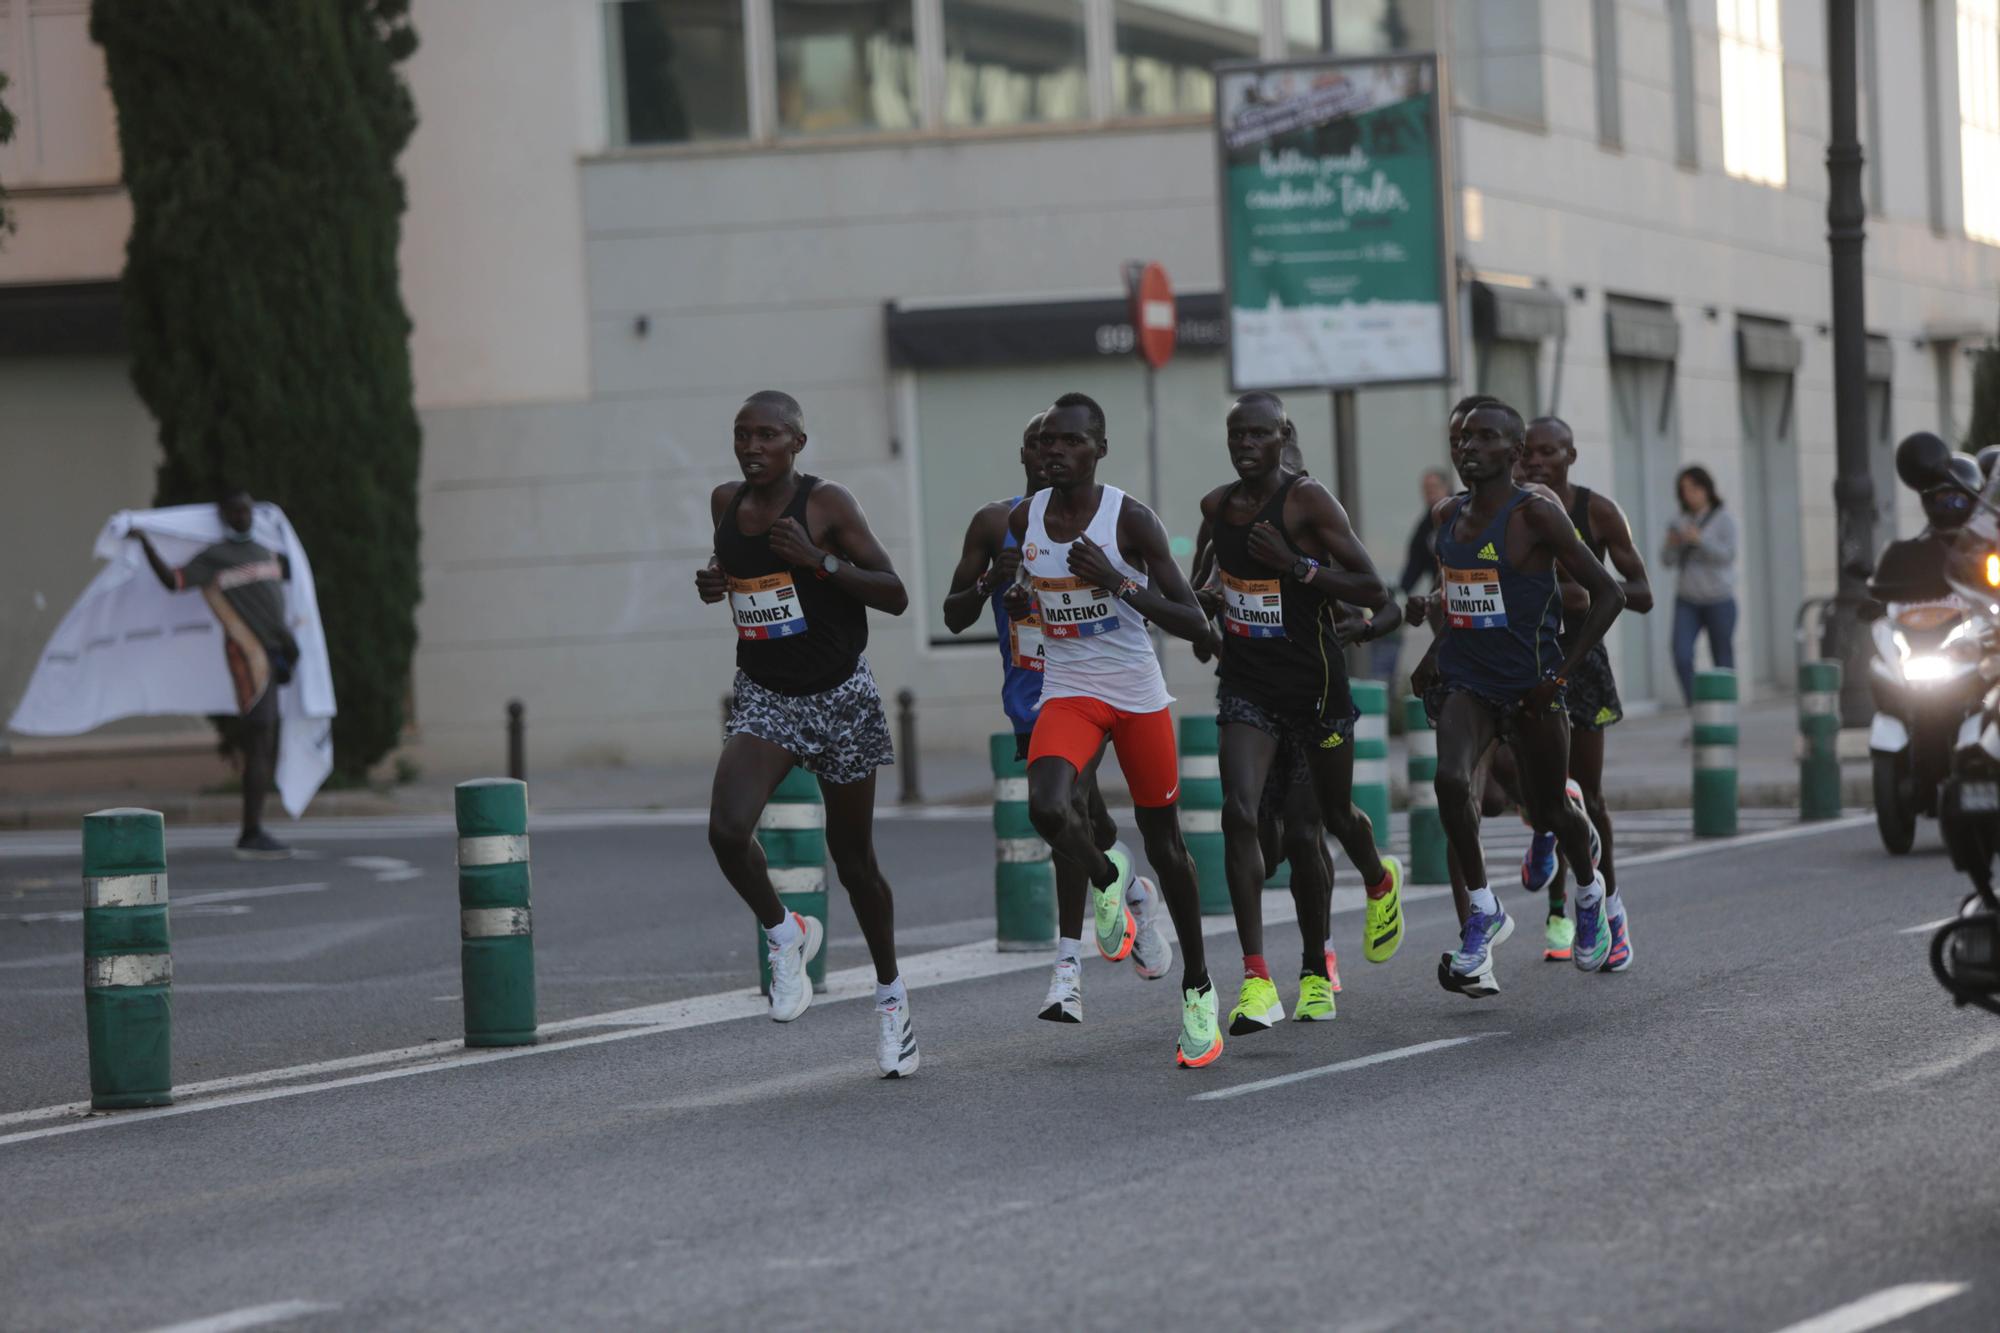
[1476,541,1499,560]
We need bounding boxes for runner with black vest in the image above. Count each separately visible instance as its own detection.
[1516,416,1653,970]
[1411,401,1626,998]
[696,390,918,1078]
[940,410,1172,1024]
[1195,392,1406,1037]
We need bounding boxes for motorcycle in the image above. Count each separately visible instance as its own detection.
[1893,431,2000,1014]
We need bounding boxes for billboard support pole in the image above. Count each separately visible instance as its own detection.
[1319,2,1359,519]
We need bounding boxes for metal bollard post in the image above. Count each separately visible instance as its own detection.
[506,699,525,782]
[1692,669,1740,837]
[1403,696,1449,884]
[897,688,921,805]
[1351,680,1392,843]
[1798,658,1844,820]
[455,779,538,1046]
[757,767,829,994]
[82,808,172,1109]
[991,733,1055,951]
[1178,715,1231,914]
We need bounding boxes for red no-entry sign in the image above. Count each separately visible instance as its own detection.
[1126,261,1176,369]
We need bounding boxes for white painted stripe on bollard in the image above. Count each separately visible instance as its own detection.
[768,866,825,893]
[84,954,172,988]
[457,834,530,866]
[1801,691,1840,718]
[1409,785,1438,809]
[756,804,825,831]
[85,874,168,909]
[1182,808,1223,834]
[1692,701,1736,728]
[461,907,532,938]
[1354,759,1389,787]
[994,777,1029,803]
[997,837,1050,863]
[1406,731,1437,759]
[1695,745,1738,771]
[1179,754,1220,779]
[1356,715,1388,743]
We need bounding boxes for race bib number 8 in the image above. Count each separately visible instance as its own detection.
[728,572,809,640]
[1033,575,1121,639]
[1443,566,1506,629]
[1221,572,1285,638]
[1010,613,1047,671]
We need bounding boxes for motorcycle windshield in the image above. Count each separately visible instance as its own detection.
[1948,481,2000,610]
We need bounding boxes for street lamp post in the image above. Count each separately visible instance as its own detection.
[1825,0,1876,725]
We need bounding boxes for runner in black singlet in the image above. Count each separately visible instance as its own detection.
[696,390,919,1078]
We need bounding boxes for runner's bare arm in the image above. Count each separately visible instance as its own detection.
[1277,482,1403,641]
[941,501,1014,634]
[694,483,738,603]
[1592,493,1655,614]
[1188,500,1225,662]
[774,482,909,616]
[1071,498,1209,644]
[1525,496,1625,681]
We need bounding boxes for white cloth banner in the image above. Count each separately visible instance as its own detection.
[8,503,337,818]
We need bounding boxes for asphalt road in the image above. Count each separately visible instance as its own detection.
[1,809,1995,1332]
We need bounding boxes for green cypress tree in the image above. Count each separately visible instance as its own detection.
[92,0,423,780]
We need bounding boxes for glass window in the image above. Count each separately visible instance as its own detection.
[1283,0,1435,56]
[607,0,749,145]
[1717,0,1786,186]
[1452,0,1545,125]
[774,0,920,136]
[1114,0,1261,118]
[942,0,1089,128]
[1958,0,2000,243]
[1593,0,1621,146]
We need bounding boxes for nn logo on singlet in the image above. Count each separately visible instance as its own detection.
[1476,541,1499,561]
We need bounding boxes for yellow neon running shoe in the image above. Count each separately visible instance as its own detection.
[1228,973,1284,1035]
[1364,855,1405,964]
[1543,912,1576,961]
[1293,972,1336,1022]
[1176,984,1224,1068]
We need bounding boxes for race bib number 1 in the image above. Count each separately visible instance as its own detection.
[1010,613,1047,671]
[728,572,809,640]
[1443,566,1507,629]
[1221,572,1285,638]
[1033,576,1121,639]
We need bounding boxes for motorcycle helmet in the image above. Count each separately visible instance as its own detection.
[1921,454,1982,530]
[1979,443,2000,481]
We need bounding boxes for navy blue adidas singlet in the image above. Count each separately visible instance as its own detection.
[989,498,1044,735]
[1435,490,1563,701]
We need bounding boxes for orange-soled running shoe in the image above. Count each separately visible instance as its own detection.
[1175,984,1224,1068]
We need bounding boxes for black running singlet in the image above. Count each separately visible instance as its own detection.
[713,474,867,695]
[1211,474,1344,714]
[1561,485,1606,640]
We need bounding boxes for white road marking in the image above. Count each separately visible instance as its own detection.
[342,856,422,883]
[1768,1282,1969,1333]
[1190,1034,1504,1102]
[1871,1031,2000,1089]
[1899,917,1957,935]
[136,1299,340,1333]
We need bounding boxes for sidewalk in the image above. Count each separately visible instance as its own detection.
[0,696,1865,831]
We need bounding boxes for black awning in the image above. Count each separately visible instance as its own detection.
[886,291,1227,370]
[0,280,126,357]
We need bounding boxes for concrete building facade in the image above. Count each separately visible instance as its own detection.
[4,0,1999,779]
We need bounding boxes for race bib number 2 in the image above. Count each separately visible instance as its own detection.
[1033,576,1120,639]
[1221,572,1285,638]
[728,572,808,640]
[1443,566,1507,630]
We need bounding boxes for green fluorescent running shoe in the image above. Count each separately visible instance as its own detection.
[1293,972,1336,1022]
[1093,847,1136,962]
[1364,855,1405,964]
[1228,974,1285,1035]
[1176,985,1224,1068]
[1543,912,1575,961]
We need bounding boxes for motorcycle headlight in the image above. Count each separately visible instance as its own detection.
[1903,655,1958,682]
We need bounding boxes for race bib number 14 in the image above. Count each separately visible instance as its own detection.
[728,572,808,640]
[1033,576,1121,639]
[1443,566,1507,630]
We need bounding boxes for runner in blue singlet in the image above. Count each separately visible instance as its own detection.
[939,411,1172,1023]
[1406,401,1627,997]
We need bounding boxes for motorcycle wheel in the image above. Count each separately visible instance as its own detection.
[1873,751,1917,855]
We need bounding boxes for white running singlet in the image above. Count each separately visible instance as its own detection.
[1022,486,1172,713]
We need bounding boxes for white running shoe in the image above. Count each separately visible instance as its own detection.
[1127,877,1172,980]
[1038,958,1083,1023]
[766,912,824,1023]
[876,995,919,1078]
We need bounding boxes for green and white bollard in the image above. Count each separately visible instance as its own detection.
[757,766,829,994]
[1403,696,1449,884]
[1692,669,1739,838]
[455,779,537,1046]
[1798,658,1844,821]
[1351,680,1391,842]
[1178,714,1231,915]
[991,733,1055,951]
[82,808,172,1109]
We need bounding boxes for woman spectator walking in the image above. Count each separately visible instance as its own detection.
[1663,465,1739,705]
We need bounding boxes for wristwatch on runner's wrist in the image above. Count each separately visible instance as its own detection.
[1291,556,1319,582]
[816,551,840,579]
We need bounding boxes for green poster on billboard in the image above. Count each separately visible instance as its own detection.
[1216,56,1449,391]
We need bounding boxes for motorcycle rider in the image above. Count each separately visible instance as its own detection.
[1868,449,1980,607]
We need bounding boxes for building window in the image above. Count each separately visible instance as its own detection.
[1114,0,1261,117]
[774,0,919,135]
[1451,0,1545,125]
[1282,0,1432,55]
[942,0,1089,127]
[1593,0,1621,145]
[1669,0,1699,165]
[1717,0,1787,186]
[1959,0,2000,242]
[606,0,749,145]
